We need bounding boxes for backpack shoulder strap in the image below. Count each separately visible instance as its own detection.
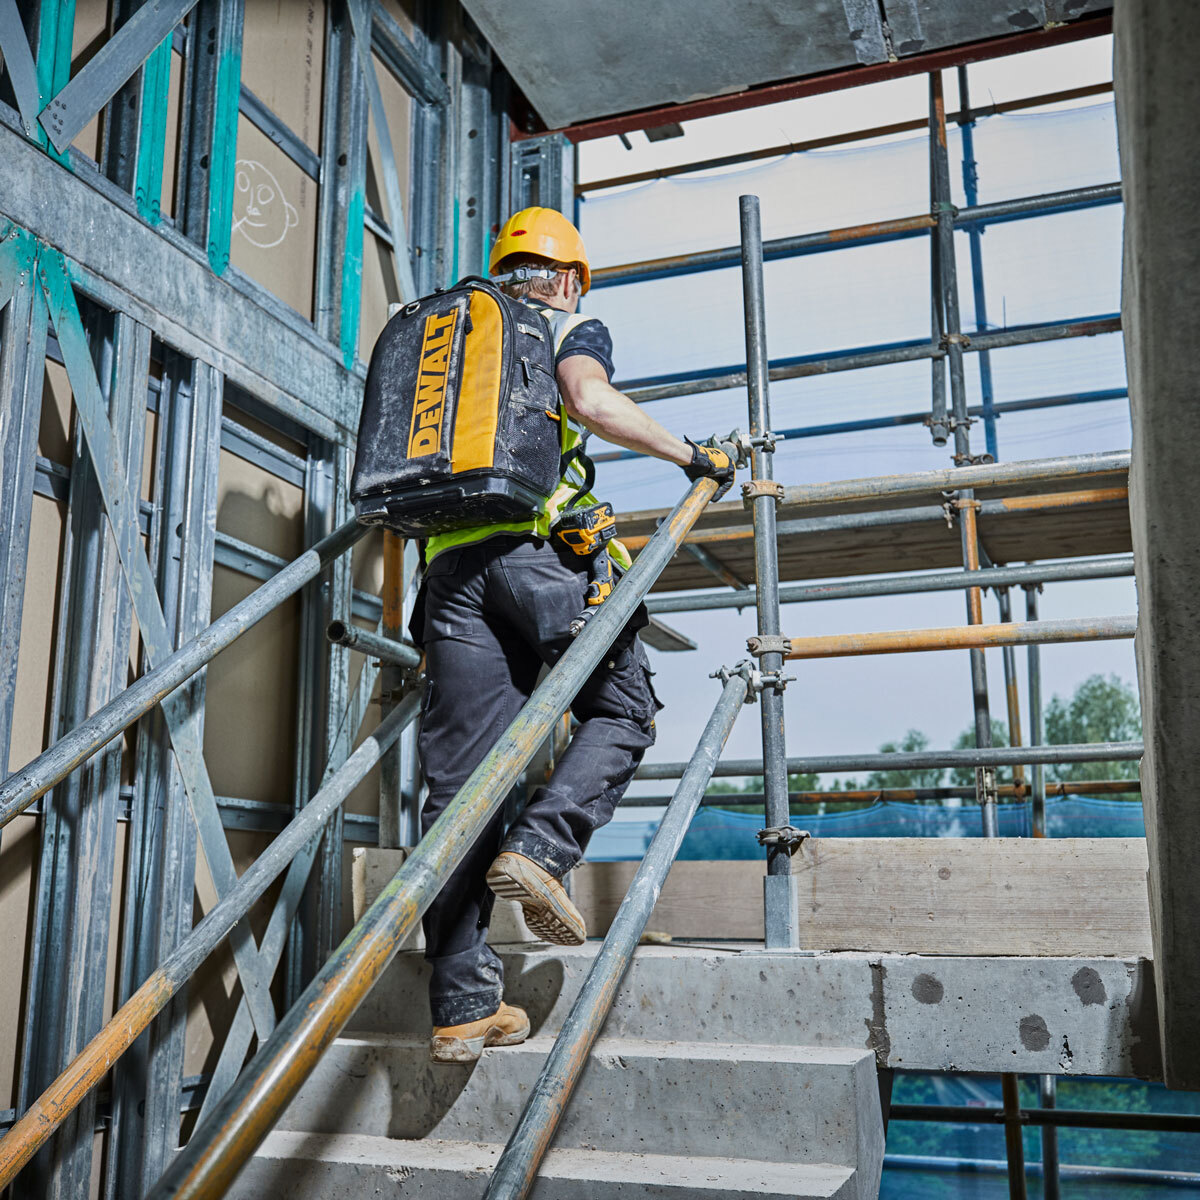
[540,308,590,354]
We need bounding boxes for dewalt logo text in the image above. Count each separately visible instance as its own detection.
[407,310,458,458]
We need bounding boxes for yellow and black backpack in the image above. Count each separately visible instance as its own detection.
[351,277,563,535]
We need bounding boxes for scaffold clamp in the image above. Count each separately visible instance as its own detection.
[710,659,759,701]
[741,479,785,509]
[757,824,810,853]
[746,634,791,658]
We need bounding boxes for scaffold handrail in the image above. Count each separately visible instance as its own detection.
[637,741,1145,781]
[645,555,1136,614]
[485,666,752,1200]
[773,614,1135,659]
[774,450,1130,510]
[592,181,1122,287]
[142,474,723,1200]
[622,778,1142,808]
[0,516,370,830]
[0,690,421,1190]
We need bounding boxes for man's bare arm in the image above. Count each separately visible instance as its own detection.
[556,355,692,465]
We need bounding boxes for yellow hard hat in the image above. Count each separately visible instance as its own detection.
[489,206,591,295]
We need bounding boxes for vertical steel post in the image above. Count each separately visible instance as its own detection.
[931,71,999,839]
[107,349,221,1197]
[1025,584,1047,837]
[1039,1072,1060,1200]
[0,238,48,771]
[928,90,948,446]
[956,64,999,461]
[934,70,1024,1198]
[996,588,1026,800]
[176,0,245,273]
[314,0,369,371]
[412,0,454,293]
[739,194,794,948]
[291,435,352,989]
[1024,581,1059,1197]
[18,307,150,1200]
[378,531,405,849]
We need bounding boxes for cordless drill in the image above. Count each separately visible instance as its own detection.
[551,500,617,636]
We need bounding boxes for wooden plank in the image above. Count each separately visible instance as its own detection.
[573,838,1153,957]
[620,466,1132,592]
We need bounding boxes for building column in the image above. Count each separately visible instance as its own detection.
[1114,0,1200,1089]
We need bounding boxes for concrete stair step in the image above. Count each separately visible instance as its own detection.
[231,1130,861,1199]
[349,943,873,1048]
[276,1033,879,1169]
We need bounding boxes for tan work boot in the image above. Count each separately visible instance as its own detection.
[430,1001,530,1064]
[486,851,586,946]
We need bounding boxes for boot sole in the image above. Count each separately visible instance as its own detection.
[429,1015,531,1065]
[486,857,586,946]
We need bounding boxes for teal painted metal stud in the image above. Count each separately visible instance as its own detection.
[340,187,365,370]
[35,0,76,167]
[135,36,172,225]
[206,5,244,276]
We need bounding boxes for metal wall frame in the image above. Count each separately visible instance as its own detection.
[0,1,467,1195]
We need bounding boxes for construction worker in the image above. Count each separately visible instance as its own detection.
[419,207,736,1063]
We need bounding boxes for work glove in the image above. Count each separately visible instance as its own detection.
[682,436,736,501]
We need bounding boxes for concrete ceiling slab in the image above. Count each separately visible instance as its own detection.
[464,0,1111,131]
[461,0,889,130]
[883,0,1109,58]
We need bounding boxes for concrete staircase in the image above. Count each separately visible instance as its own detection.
[230,941,886,1198]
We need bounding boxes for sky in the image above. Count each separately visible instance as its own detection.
[565,36,1134,799]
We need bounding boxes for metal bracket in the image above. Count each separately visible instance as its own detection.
[975,764,999,811]
[953,452,995,467]
[757,824,810,853]
[710,659,758,702]
[751,668,795,693]
[941,331,971,349]
[931,200,959,217]
[379,667,423,705]
[746,634,791,658]
[749,431,782,454]
[741,478,784,509]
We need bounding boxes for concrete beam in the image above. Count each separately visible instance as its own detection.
[572,840,1153,956]
[1115,0,1200,1089]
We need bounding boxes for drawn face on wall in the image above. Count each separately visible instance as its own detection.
[233,159,298,249]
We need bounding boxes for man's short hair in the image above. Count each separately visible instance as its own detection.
[494,254,576,301]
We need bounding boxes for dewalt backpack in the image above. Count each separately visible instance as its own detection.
[351,278,563,536]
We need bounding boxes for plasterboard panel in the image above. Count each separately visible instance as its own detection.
[462,0,888,129]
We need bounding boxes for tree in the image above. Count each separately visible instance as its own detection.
[865,729,947,791]
[1044,673,1141,785]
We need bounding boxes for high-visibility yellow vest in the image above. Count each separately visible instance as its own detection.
[425,306,632,570]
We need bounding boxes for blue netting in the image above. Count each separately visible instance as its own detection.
[587,795,1145,862]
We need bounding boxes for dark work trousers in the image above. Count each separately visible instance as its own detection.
[414,534,660,1026]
